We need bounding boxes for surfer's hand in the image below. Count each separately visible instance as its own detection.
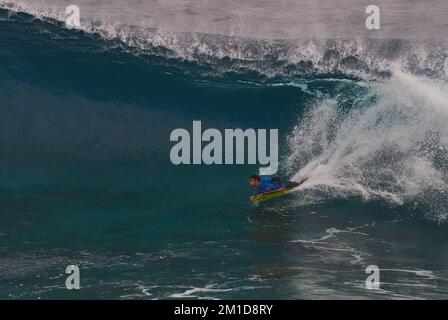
[250,196,256,201]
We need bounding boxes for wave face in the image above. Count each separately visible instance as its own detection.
[2,3,448,300]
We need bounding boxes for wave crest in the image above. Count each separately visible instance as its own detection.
[2,2,448,80]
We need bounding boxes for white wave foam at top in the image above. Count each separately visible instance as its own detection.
[3,0,448,40]
[3,0,448,79]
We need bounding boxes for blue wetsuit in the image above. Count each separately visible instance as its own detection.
[256,176,283,194]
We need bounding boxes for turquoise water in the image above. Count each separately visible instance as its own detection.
[1,7,448,299]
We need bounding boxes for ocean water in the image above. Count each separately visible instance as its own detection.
[1,1,448,299]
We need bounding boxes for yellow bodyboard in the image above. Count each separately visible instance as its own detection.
[251,182,300,203]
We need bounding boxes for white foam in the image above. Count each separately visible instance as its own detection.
[286,69,448,220]
[168,284,233,299]
[2,1,448,80]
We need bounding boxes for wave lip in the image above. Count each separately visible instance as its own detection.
[4,0,448,40]
[2,2,448,80]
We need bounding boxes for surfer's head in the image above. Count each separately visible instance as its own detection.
[249,174,260,188]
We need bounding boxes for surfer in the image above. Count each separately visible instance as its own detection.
[248,175,284,200]
[248,174,307,202]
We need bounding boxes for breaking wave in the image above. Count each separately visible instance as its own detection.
[2,1,448,80]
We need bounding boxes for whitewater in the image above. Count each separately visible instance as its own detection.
[289,68,448,221]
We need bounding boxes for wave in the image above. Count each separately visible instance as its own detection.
[1,2,448,222]
[2,2,448,80]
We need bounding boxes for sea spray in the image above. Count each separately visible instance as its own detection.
[286,69,448,220]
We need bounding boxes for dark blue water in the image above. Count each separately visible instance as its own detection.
[1,8,448,299]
